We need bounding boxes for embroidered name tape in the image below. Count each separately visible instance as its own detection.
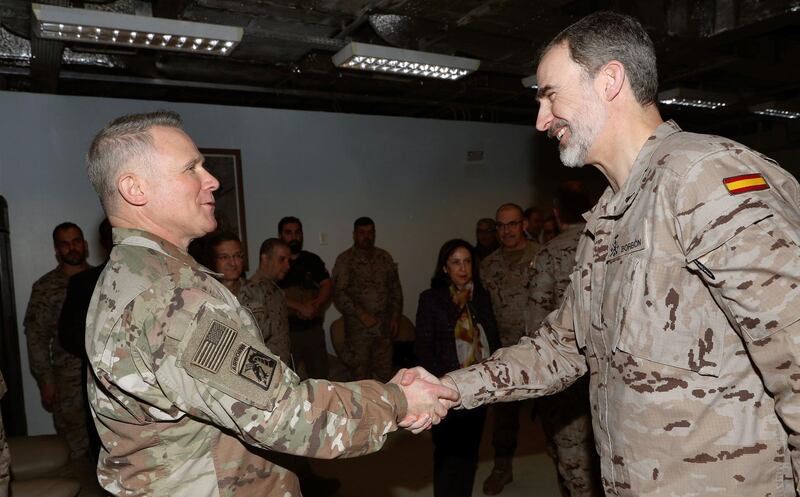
[723,173,769,195]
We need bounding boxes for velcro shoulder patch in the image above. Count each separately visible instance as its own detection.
[181,303,279,411]
[724,173,769,195]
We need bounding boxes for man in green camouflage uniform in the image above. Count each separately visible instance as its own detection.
[84,111,457,496]
[332,217,403,382]
[479,203,540,494]
[24,222,91,459]
[239,238,293,364]
[0,371,9,497]
[528,187,601,497]
[438,11,800,496]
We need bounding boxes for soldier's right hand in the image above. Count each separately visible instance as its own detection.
[359,312,379,328]
[39,383,58,412]
[391,367,459,434]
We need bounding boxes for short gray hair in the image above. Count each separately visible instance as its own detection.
[86,110,184,207]
[541,11,658,106]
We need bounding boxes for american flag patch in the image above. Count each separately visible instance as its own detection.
[723,173,769,195]
[191,320,238,373]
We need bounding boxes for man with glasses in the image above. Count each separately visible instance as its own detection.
[207,232,246,294]
[479,203,541,494]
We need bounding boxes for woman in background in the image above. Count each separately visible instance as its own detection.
[416,239,500,497]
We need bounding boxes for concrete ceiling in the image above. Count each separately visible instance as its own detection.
[1,0,799,147]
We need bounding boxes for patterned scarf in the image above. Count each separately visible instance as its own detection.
[451,283,489,367]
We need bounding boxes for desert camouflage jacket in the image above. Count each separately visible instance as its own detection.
[87,228,406,497]
[449,121,800,496]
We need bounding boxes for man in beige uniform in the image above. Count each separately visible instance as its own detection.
[436,11,800,497]
[528,187,601,497]
[24,222,91,459]
[479,203,539,494]
[239,238,293,364]
[84,111,457,496]
[332,217,403,382]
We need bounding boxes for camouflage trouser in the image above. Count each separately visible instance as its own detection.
[54,369,89,459]
[539,376,602,497]
[0,409,9,497]
[343,322,393,382]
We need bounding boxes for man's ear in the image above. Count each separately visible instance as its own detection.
[601,60,625,101]
[117,172,147,206]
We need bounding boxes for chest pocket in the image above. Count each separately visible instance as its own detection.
[615,257,725,377]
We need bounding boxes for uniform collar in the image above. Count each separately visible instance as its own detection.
[584,120,682,223]
[113,227,216,275]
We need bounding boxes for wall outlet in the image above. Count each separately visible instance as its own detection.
[319,232,328,245]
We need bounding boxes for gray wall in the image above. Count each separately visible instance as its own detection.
[0,91,537,435]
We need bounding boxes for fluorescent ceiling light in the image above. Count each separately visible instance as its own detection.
[658,88,728,110]
[750,102,800,119]
[521,74,537,89]
[31,3,242,56]
[332,42,480,81]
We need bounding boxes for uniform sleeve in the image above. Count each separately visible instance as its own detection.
[332,254,361,317]
[528,247,557,333]
[24,281,55,386]
[447,286,587,409]
[148,286,405,460]
[673,151,800,489]
[387,257,403,321]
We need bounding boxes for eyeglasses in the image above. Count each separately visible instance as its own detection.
[495,220,523,230]
[216,253,244,262]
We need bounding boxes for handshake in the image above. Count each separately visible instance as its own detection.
[390,367,460,434]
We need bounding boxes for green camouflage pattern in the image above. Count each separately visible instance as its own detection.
[332,246,403,381]
[448,121,800,496]
[529,224,603,497]
[23,267,88,458]
[480,241,541,346]
[87,228,405,497]
[238,275,292,364]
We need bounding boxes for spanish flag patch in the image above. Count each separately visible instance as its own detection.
[723,173,769,195]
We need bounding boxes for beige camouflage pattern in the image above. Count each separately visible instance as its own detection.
[238,275,292,364]
[448,121,800,496]
[23,267,89,459]
[332,247,403,381]
[0,372,9,497]
[529,224,602,497]
[480,241,540,347]
[87,228,407,497]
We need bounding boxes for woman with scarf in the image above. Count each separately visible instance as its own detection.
[416,238,501,497]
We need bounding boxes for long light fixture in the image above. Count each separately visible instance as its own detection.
[31,3,243,56]
[521,74,538,89]
[332,42,480,81]
[750,102,800,120]
[658,88,728,110]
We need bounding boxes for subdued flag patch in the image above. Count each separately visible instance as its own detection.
[724,173,769,195]
[192,320,238,373]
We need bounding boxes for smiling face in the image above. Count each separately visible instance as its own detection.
[145,126,220,248]
[213,239,244,283]
[496,206,528,251]
[535,43,609,168]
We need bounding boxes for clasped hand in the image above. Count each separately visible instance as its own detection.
[390,367,460,434]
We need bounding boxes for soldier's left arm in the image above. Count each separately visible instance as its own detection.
[673,150,800,484]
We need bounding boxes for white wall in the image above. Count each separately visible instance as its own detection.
[0,91,537,435]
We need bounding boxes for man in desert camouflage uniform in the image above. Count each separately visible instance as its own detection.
[332,217,403,382]
[24,222,90,459]
[239,238,292,364]
[479,203,540,494]
[84,111,457,496]
[0,371,9,497]
[528,187,601,497]
[437,11,800,497]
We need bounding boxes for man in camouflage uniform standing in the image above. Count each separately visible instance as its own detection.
[436,11,800,496]
[332,217,403,382]
[24,222,90,459]
[528,187,601,497]
[0,371,9,497]
[239,238,293,364]
[84,111,456,496]
[479,203,539,494]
